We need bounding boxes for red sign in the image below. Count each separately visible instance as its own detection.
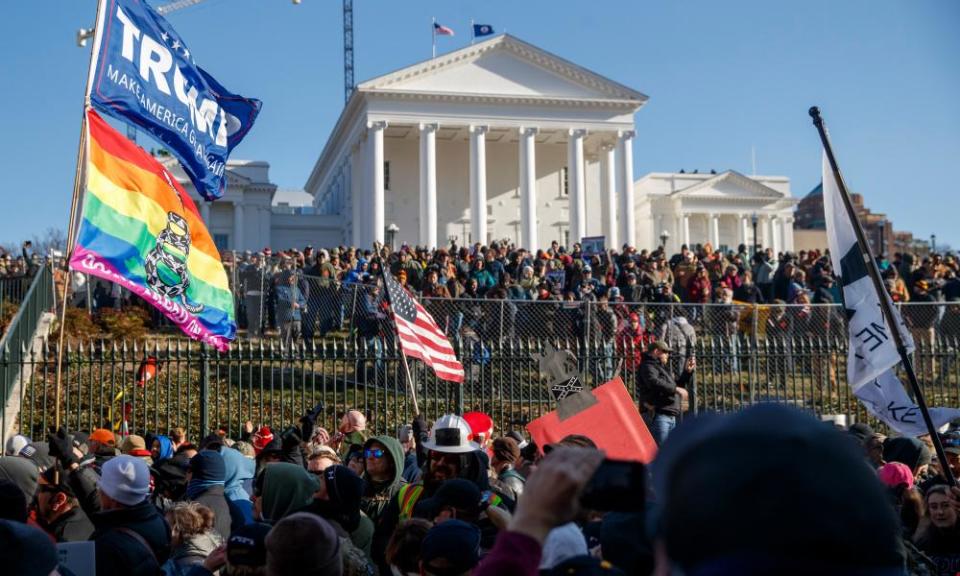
[526,377,657,463]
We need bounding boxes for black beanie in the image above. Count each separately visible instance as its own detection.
[0,519,58,576]
[323,465,365,531]
[652,404,902,574]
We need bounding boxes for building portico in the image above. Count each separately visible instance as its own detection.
[305,34,648,250]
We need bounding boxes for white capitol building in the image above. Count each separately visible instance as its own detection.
[167,34,797,254]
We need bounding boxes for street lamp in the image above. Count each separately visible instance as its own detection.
[386,223,399,250]
[751,212,759,256]
[931,234,937,254]
[659,230,670,249]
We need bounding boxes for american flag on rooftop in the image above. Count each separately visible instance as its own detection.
[382,268,464,383]
[434,22,455,36]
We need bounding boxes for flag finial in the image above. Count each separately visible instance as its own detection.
[808,106,823,125]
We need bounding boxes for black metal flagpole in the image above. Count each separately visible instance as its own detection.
[810,106,955,487]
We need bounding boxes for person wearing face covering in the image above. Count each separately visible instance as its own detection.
[254,462,320,524]
[221,446,256,529]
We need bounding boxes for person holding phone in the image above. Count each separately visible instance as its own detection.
[639,341,695,445]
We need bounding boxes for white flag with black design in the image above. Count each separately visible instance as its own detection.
[821,152,913,392]
[822,152,960,435]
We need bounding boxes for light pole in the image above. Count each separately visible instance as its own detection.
[931,234,937,255]
[659,230,670,249]
[386,223,399,250]
[751,212,759,256]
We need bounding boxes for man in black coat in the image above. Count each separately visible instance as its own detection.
[49,428,171,576]
[639,341,695,445]
[35,467,94,542]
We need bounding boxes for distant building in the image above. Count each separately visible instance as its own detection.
[795,183,894,256]
[633,170,797,254]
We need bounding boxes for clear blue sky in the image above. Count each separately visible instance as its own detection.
[2,0,958,249]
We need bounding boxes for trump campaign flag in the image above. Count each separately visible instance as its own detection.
[71,109,237,350]
[822,152,960,435]
[87,0,261,201]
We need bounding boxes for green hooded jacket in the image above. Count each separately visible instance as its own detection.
[260,463,320,523]
[360,435,406,524]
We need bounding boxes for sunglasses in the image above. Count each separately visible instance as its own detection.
[364,448,384,459]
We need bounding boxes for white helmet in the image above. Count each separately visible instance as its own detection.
[421,414,481,454]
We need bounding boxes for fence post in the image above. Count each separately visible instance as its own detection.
[199,342,210,437]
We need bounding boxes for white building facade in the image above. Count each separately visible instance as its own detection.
[635,171,798,254]
[305,35,649,250]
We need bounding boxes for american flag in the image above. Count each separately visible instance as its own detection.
[382,268,464,383]
[433,22,455,36]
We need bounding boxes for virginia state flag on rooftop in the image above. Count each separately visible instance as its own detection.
[88,0,261,201]
[71,109,236,350]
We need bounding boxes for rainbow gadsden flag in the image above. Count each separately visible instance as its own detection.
[70,109,236,350]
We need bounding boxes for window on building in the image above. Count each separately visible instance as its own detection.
[561,166,569,195]
[213,234,229,253]
[384,161,391,191]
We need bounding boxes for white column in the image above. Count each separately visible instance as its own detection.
[709,213,720,248]
[366,121,387,245]
[469,125,488,245]
[682,214,690,246]
[739,215,748,247]
[779,215,789,254]
[200,202,210,224]
[567,129,587,244]
[616,130,636,248]
[419,123,438,248]
[232,202,244,250]
[600,144,617,248]
[351,143,363,248]
[519,127,538,250]
[769,216,780,255]
[784,217,795,252]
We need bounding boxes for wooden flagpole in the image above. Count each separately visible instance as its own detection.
[54,0,107,441]
[372,243,420,416]
[810,106,956,486]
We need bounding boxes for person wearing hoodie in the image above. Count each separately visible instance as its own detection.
[221,445,256,529]
[883,436,932,483]
[185,450,233,540]
[360,434,406,525]
[162,502,222,576]
[151,435,175,463]
[254,462,320,524]
[305,464,378,573]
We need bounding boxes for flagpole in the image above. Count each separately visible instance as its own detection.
[54,0,108,446]
[372,243,420,416]
[432,17,437,59]
[470,19,475,45]
[810,106,956,487]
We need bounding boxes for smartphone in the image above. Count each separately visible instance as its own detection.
[580,459,646,512]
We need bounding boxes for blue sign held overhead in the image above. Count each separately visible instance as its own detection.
[88,0,261,201]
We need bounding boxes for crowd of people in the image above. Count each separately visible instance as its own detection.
[220,240,960,345]
[0,242,42,279]
[3,401,960,575]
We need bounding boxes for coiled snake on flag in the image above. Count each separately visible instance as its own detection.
[144,211,204,314]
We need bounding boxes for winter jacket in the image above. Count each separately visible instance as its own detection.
[188,485,233,541]
[360,435,406,525]
[401,451,422,484]
[638,352,691,417]
[44,505,95,542]
[162,531,222,576]
[473,530,542,576]
[89,500,172,576]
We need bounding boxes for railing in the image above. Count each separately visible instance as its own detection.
[12,333,960,443]
[1,264,55,444]
[0,275,35,331]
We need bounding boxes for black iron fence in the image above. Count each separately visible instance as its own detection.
[8,333,960,447]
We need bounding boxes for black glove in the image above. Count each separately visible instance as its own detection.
[412,414,428,442]
[280,426,302,451]
[299,402,324,441]
[48,427,78,467]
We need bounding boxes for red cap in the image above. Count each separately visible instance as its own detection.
[463,411,494,443]
[629,312,640,322]
[252,426,274,453]
[878,462,914,488]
